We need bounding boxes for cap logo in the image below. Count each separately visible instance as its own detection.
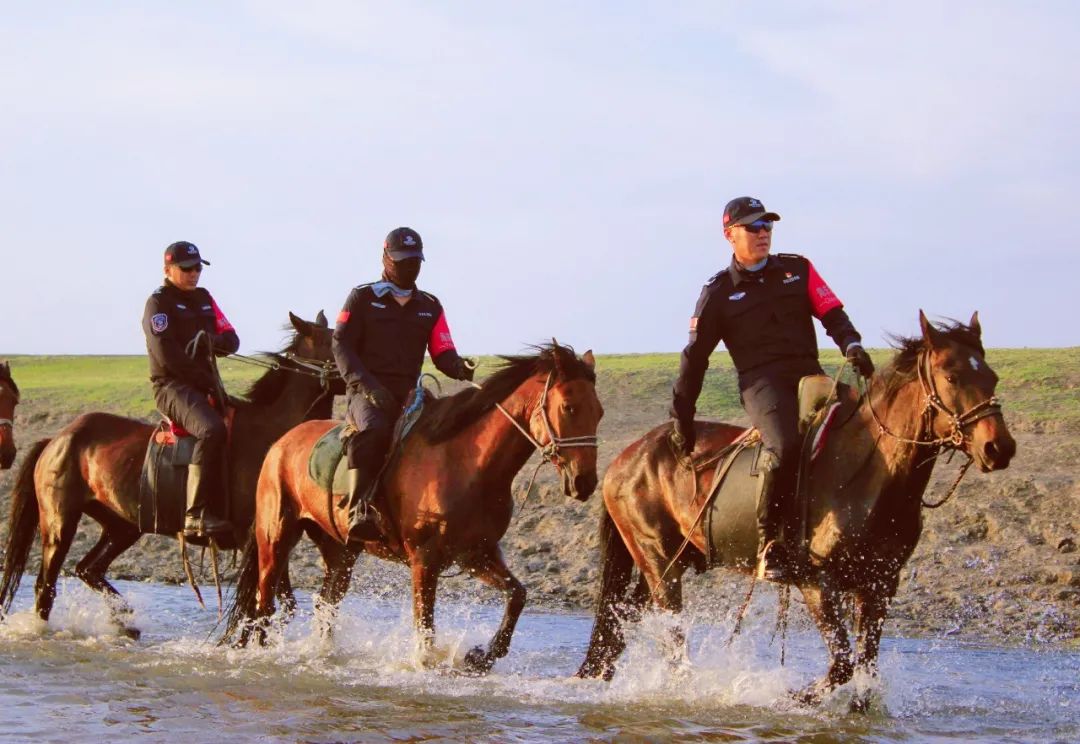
[403,235,416,246]
[748,199,762,208]
[187,245,197,254]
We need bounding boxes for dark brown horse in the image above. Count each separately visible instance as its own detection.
[0,312,341,637]
[0,361,19,470]
[577,312,1016,706]
[223,343,603,673]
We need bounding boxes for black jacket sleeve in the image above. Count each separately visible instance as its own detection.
[820,307,862,354]
[670,283,724,421]
[205,293,240,356]
[143,294,217,392]
[332,288,383,393]
[433,349,470,380]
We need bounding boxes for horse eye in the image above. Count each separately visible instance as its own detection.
[564,405,576,415]
[945,374,958,385]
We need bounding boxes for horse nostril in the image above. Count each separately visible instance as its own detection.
[984,441,999,462]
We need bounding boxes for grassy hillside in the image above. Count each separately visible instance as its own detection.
[2,346,1077,431]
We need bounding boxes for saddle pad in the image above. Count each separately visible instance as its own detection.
[703,442,765,570]
[308,388,432,496]
[139,431,196,535]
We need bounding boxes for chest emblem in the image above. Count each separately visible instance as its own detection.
[782,274,802,284]
[416,311,433,318]
[728,291,746,301]
[151,313,168,334]
[370,302,386,309]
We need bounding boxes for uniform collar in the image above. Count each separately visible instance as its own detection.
[729,254,777,287]
[371,280,416,299]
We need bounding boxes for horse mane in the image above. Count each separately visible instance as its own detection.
[236,327,308,407]
[878,318,984,402]
[0,362,17,399]
[415,343,596,444]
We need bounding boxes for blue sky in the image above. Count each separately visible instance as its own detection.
[2,1,1077,355]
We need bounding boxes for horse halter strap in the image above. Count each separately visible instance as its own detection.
[871,349,1002,450]
[915,351,1003,448]
[493,371,599,465]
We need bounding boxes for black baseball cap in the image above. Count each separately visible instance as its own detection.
[383,227,425,261]
[722,196,781,228]
[164,241,210,268]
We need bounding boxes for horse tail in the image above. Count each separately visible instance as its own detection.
[0,438,50,616]
[219,530,260,645]
[577,500,636,680]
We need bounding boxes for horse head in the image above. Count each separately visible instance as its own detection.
[918,310,1016,472]
[287,310,345,395]
[0,361,19,469]
[530,343,604,500]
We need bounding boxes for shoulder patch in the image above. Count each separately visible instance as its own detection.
[150,313,168,334]
[705,269,729,287]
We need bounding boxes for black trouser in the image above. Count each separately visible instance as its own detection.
[344,388,403,472]
[739,367,818,544]
[154,381,227,469]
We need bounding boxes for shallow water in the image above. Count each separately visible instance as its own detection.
[0,578,1076,742]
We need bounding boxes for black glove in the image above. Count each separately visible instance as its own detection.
[671,416,696,457]
[846,343,875,378]
[363,386,396,411]
[458,357,477,382]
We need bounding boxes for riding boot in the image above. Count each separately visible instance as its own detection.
[183,463,233,538]
[755,450,791,583]
[345,467,379,541]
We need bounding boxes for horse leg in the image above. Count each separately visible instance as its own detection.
[73,522,142,638]
[410,550,440,666]
[637,548,691,669]
[849,574,899,712]
[34,509,80,623]
[459,547,526,675]
[307,526,361,639]
[796,580,854,706]
[252,513,301,646]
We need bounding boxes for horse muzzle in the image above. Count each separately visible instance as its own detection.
[0,446,14,470]
[563,469,598,501]
[972,418,1016,472]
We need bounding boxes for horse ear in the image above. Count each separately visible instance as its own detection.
[919,309,943,348]
[968,311,981,339]
[582,350,596,370]
[289,311,311,336]
[315,309,328,328]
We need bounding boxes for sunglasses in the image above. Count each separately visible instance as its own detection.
[179,264,203,273]
[741,220,774,234]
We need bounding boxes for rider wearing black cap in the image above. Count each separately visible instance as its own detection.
[332,227,475,539]
[142,241,239,538]
[670,197,875,582]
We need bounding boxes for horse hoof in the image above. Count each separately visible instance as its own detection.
[461,645,493,675]
[120,626,141,641]
[792,683,825,707]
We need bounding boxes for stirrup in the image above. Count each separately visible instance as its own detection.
[756,540,791,583]
[183,512,232,539]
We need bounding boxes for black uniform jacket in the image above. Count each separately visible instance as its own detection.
[142,281,240,393]
[672,253,861,419]
[332,283,467,400]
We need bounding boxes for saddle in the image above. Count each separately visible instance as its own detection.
[138,406,236,536]
[307,387,432,498]
[698,374,848,568]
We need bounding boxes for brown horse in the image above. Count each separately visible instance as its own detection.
[577,312,1016,706]
[0,312,341,637]
[0,361,19,470]
[223,343,603,673]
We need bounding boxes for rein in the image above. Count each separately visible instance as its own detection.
[862,349,1002,508]
[470,369,599,507]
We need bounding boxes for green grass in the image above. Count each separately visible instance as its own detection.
[3,347,1078,431]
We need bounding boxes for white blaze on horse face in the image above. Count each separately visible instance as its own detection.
[969,355,980,371]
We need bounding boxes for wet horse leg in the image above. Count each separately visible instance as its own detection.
[796,579,854,705]
[459,547,526,674]
[252,515,302,646]
[849,574,899,712]
[74,522,142,638]
[410,549,440,666]
[637,549,691,668]
[34,509,80,623]
[307,527,361,639]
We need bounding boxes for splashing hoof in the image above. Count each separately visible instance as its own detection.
[792,680,828,707]
[848,692,872,714]
[119,625,141,641]
[460,645,493,675]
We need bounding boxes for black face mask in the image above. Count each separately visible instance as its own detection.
[382,255,421,289]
